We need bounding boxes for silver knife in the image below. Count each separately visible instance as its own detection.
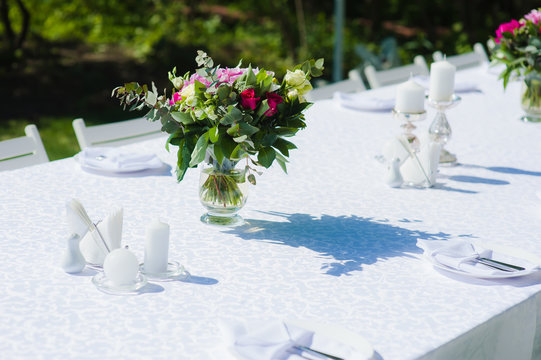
[477,257,525,272]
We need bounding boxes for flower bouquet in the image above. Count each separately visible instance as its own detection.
[113,51,323,225]
[491,8,541,121]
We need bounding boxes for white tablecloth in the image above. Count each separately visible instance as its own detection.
[1,65,541,359]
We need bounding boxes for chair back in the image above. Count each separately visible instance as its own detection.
[73,117,163,150]
[364,55,428,89]
[0,124,49,171]
[432,42,489,70]
[304,79,366,102]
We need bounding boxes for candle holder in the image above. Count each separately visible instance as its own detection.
[392,108,427,152]
[139,261,190,282]
[427,94,461,166]
[92,272,147,295]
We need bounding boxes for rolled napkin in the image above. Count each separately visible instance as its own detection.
[417,239,539,277]
[79,207,123,266]
[78,147,164,173]
[333,92,395,112]
[220,319,370,360]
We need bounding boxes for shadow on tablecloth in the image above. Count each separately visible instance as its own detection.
[227,212,457,277]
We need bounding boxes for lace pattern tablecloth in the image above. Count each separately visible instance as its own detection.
[1,65,541,359]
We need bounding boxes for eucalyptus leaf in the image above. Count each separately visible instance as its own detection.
[209,126,219,143]
[189,133,209,167]
[171,111,195,125]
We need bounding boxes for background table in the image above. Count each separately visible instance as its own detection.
[1,65,541,359]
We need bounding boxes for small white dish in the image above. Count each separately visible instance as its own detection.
[139,261,190,282]
[92,272,147,295]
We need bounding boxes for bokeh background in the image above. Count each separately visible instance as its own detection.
[1,0,538,159]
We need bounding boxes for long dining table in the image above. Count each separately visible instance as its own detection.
[1,64,541,360]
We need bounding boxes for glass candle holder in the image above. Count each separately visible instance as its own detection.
[427,94,461,166]
[392,108,427,152]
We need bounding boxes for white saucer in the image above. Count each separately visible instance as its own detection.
[92,272,147,295]
[139,261,190,282]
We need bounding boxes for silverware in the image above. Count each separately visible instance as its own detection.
[292,345,344,360]
[476,257,525,272]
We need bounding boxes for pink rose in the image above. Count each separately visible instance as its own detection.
[240,88,260,110]
[264,92,283,117]
[495,19,521,43]
[525,9,541,25]
[169,92,182,105]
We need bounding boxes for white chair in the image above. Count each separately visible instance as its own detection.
[364,55,429,89]
[432,42,489,70]
[304,78,366,102]
[73,117,163,150]
[0,124,49,171]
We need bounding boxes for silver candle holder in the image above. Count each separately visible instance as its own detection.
[392,108,427,152]
[427,94,461,166]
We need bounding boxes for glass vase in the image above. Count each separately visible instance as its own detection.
[199,155,249,226]
[520,72,541,122]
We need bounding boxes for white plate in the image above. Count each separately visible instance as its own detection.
[426,241,541,279]
[287,318,375,360]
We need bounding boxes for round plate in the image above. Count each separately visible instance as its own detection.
[426,242,541,279]
[286,318,374,359]
[92,272,147,295]
[139,261,190,282]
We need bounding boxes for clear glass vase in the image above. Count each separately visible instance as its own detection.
[520,72,541,122]
[199,155,249,226]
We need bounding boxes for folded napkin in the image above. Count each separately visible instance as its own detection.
[334,92,395,112]
[220,319,369,360]
[78,147,164,173]
[417,239,538,276]
[79,207,123,266]
[412,76,480,94]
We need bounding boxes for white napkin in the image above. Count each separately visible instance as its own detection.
[220,319,369,360]
[333,92,395,112]
[417,239,538,276]
[78,147,164,173]
[413,76,480,94]
[79,207,123,266]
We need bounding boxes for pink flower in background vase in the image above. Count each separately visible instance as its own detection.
[240,88,260,110]
[495,19,521,43]
[264,93,283,116]
[524,9,541,24]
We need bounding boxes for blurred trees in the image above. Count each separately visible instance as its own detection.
[1,0,540,120]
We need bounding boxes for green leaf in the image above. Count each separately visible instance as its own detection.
[221,106,243,125]
[217,85,230,101]
[230,144,244,159]
[273,137,297,156]
[257,147,276,168]
[233,135,248,143]
[238,122,259,136]
[274,127,299,136]
[208,126,219,143]
[212,143,225,165]
[227,123,240,136]
[261,133,277,147]
[247,173,256,185]
[189,133,209,167]
[275,151,288,174]
[220,134,238,159]
[145,91,157,106]
[176,138,191,182]
[245,65,257,87]
[161,118,182,134]
[315,58,324,69]
[171,111,195,125]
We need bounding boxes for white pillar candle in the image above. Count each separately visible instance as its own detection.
[103,247,139,286]
[143,218,170,274]
[395,79,425,113]
[429,60,456,101]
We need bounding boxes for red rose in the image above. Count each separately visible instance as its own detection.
[240,88,260,110]
[264,92,283,117]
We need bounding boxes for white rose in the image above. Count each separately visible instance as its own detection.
[284,69,307,88]
[297,80,313,95]
[180,83,195,98]
[171,77,184,90]
[184,95,198,107]
[287,88,299,99]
